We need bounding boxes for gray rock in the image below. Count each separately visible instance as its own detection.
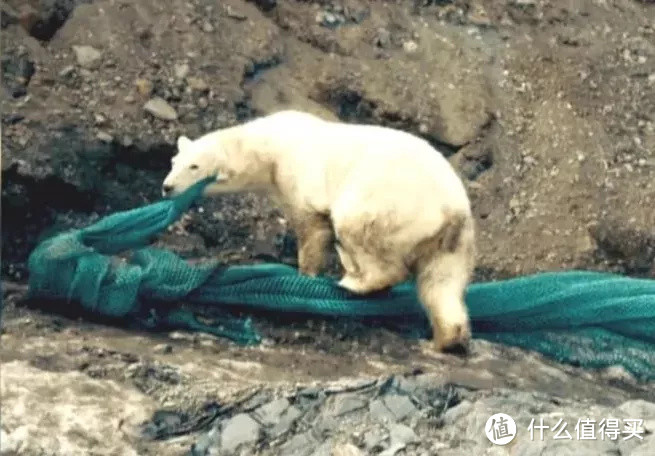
[253,398,291,425]
[191,427,220,456]
[313,414,340,434]
[298,387,321,398]
[72,45,102,70]
[370,399,397,423]
[540,440,619,456]
[143,97,178,121]
[645,419,655,433]
[279,432,318,456]
[509,438,547,456]
[363,429,387,451]
[324,378,377,394]
[311,440,334,456]
[270,405,302,437]
[383,395,417,421]
[379,443,407,456]
[220,413,260,453]
[617,434,649,456]
[618,399,655,419]
[240,391,273,411]
[388,423,418,447]
[629,436,654,456]
[442,400,473,425]
[331,394,368,417]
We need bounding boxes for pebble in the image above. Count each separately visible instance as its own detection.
[120,136,134,147]
[220,413,260,453]
[174,63,190,80]
[153,343,173,354]
[226,6,247,21]
[403,41,418,53]
[202,21,215,33]
[316,11,340,27]
[96,131,113,143]
[135,78,153,97]
[72,45,102,69]
[144,97,178,121]
[94,114,107,126]
[375,28,391,48]
[187,77,209,92]
[59,65,75,78]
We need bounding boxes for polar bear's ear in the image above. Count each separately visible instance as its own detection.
[177,136,192,153]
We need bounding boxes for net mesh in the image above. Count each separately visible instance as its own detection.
[25,178,655,381]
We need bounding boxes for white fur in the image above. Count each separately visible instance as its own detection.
[162,110,476,351]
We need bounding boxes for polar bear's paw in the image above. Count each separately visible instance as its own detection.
[434,321,471,356]
[337,274,369,294]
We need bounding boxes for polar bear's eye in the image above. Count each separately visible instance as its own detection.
[189,164,199,170]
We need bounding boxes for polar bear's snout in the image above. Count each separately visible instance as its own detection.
[162,183,174,197]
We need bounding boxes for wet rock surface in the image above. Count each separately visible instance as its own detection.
[2,0,655,454]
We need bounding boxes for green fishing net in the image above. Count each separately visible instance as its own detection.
[25,178,655,381]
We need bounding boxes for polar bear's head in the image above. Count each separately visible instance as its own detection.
[162,135,234,197]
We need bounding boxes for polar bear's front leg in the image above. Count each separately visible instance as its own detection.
[293,212,333,277]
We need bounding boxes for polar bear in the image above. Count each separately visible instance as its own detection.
[162,110,476,353]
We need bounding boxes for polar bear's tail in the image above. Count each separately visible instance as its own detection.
[414,211,475,352]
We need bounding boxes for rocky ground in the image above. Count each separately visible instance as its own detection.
[2,0,655,455]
